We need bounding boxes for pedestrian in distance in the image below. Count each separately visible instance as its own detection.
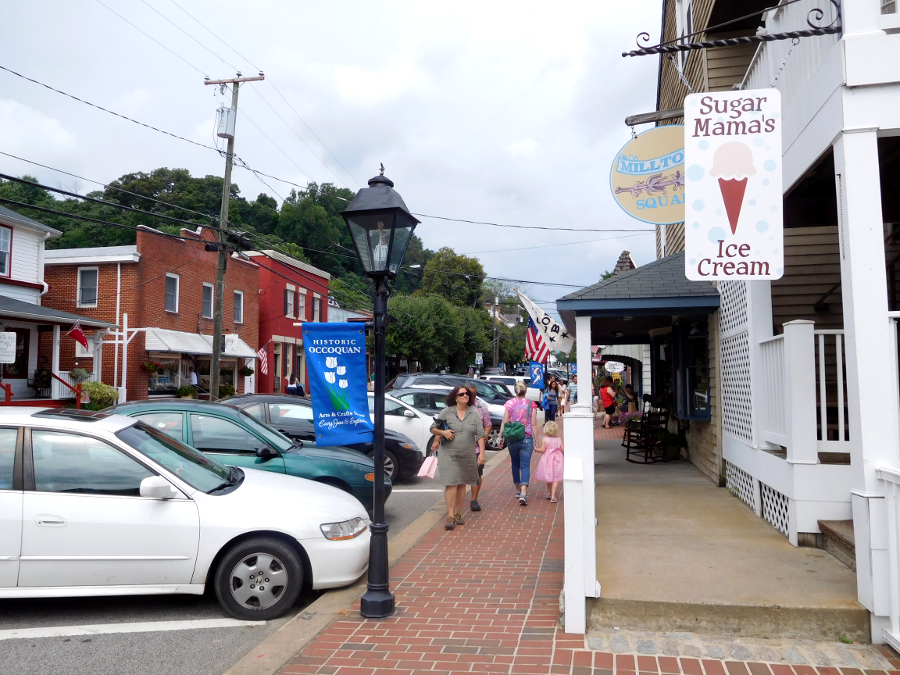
[499,381,538,506]
[286,374,304,397]
[545,379,560,422]
[430,386,486,530]
[568,374,578,410]
[188,367,198,386]
[623,383,638,413]
[467,381,492,512]
[599,377,618,429]
[534,420,564,503]
[557,379,567,417]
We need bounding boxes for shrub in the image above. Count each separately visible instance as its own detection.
[219,384,236,398]
[177,385,196,398]
[70,368,91,383]
[80,381,119,409]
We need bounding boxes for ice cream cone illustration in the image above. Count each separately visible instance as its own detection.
[710,141,756,235]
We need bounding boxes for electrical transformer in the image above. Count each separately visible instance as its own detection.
[216,106,236,139]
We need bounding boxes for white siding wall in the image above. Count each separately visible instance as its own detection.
[10,228,43,286]
[0,283,41,305]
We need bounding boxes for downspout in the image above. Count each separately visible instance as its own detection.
[39,232,51,296]
[113,262,121,388]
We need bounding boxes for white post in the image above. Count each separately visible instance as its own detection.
[834,129,895,636]
[563,457,586,633]
[92,329,107,382]
[745,280,774,449]
[572,315,599,597]
[782,320,818,465]
[119,313,128,403]
[51,325,60,400]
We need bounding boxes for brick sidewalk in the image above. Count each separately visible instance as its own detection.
[279,420,900,675]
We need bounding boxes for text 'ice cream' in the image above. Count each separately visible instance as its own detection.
[710,141,756,235]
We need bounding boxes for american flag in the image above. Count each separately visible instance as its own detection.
[525,318,549,363]
[256,343,268,375]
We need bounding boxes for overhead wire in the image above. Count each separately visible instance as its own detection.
[93,0,208,77]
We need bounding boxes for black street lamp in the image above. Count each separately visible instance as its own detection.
[340,169,419,619]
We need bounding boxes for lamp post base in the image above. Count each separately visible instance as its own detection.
[359,589,395,619]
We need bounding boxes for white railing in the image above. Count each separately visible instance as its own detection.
[814,330,848,443]
[876,465,900,651]
[741,0,841,104]
[760,334,787,444]
[50,371,96,400]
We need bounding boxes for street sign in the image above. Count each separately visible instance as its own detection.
[0,332,16,364]
[475,352,483,365]
[684,89,783,280]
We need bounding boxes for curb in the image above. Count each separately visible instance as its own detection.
[223,448,510,675]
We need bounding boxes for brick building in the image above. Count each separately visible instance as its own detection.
[246,250,329,394]
[43,225,259,401]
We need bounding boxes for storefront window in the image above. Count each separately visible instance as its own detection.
[148,357,180,396]
[3,328,29,379]
[675,318,711,421]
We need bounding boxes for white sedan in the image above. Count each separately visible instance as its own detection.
[0,408,370,621]
[367,391,435,452]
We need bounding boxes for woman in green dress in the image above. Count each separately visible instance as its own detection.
[430,385,486,530]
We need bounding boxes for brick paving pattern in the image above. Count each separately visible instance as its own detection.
[279,419,900,675]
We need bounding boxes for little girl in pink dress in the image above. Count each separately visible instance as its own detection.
[534,421,564,502]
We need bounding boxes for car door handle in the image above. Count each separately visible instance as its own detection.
[36,515,66,527]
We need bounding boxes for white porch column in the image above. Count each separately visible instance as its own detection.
[50,325,60,400]
[834,129,895,638]
[563,314,599,633]
[92,329,107,383]
[745,280,774,450]
[782,320,818,466]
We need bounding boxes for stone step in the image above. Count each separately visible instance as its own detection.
[588,598,870,642]
[818,519,856,572]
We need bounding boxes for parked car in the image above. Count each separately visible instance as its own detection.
[0,408,371,621]
[483,367,502,375]
[387,373,513,405]
[390,387,504,450]
[483,374,530,389]
[220,394,424,482]
[365,391,444,454]
[109,400,390,511]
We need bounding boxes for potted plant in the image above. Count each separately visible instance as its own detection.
[70,367,91,384]
[218,383,236,398]
[239,366,254,377]
[177,384,196,399]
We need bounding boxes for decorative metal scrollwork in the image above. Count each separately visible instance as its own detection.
[624,0,842,58]
[807,0,840,30]
[635,32,652,49]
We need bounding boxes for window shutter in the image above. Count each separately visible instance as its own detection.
[295,290,301,320]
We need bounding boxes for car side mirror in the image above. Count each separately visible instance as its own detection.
[256,446,280,460]
[140,476,180,500]
[403,409,416,418]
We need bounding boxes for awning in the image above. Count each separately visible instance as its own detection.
[556,252,720,344]
[0,294,115,329]
[144,328,257,359]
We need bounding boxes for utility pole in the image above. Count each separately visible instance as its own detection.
[492,295,500,369]
[204,72,263,399]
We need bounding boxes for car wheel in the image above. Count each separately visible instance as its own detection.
[487,427,502,451]
[367,449,399,481]
[214,537,303,621]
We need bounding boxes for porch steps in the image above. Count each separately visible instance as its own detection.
[817,519,856,572]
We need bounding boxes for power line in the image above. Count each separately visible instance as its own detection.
[0,198,190,242]
[412,212,655,233]
[137,0,240,71]
[93,0,208,77]
[163,0,363,188]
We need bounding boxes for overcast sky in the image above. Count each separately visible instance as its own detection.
[0,0,661,315]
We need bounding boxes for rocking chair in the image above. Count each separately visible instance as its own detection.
[623,394,669,464]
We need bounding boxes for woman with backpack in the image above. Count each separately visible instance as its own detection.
[499,381,538,506]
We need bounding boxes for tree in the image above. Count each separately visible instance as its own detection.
[448,305,491,372]
[418,247,484,307]
[386,295,462,371]
[499,321,527,366]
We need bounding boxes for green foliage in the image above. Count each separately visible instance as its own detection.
[80,381,119,409]
[500,321,527,366]
[176,384,196,398]
[418,247,485,307]
[386,295,462,371]
[70,368,91,383]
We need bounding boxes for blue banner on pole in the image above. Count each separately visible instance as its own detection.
[570,363,577,375]
[303,323,374,446]
[529,361,545,390]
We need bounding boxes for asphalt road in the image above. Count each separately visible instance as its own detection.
[0,471,455,675]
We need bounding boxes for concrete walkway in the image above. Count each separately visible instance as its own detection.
[592,427,866,640]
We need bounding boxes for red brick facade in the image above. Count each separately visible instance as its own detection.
[249,251,330,394]
[43,226,259,401]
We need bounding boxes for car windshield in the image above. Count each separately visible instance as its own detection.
[236,410,294,453]
[116,422,231,492]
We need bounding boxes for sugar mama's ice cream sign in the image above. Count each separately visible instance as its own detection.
[609,89,783,280]
[683,89,783,280]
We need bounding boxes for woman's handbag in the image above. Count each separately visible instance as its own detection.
[503,421,526,442]
[417,451,438,479]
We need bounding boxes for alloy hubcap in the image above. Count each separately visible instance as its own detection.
[229,553,288,610]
